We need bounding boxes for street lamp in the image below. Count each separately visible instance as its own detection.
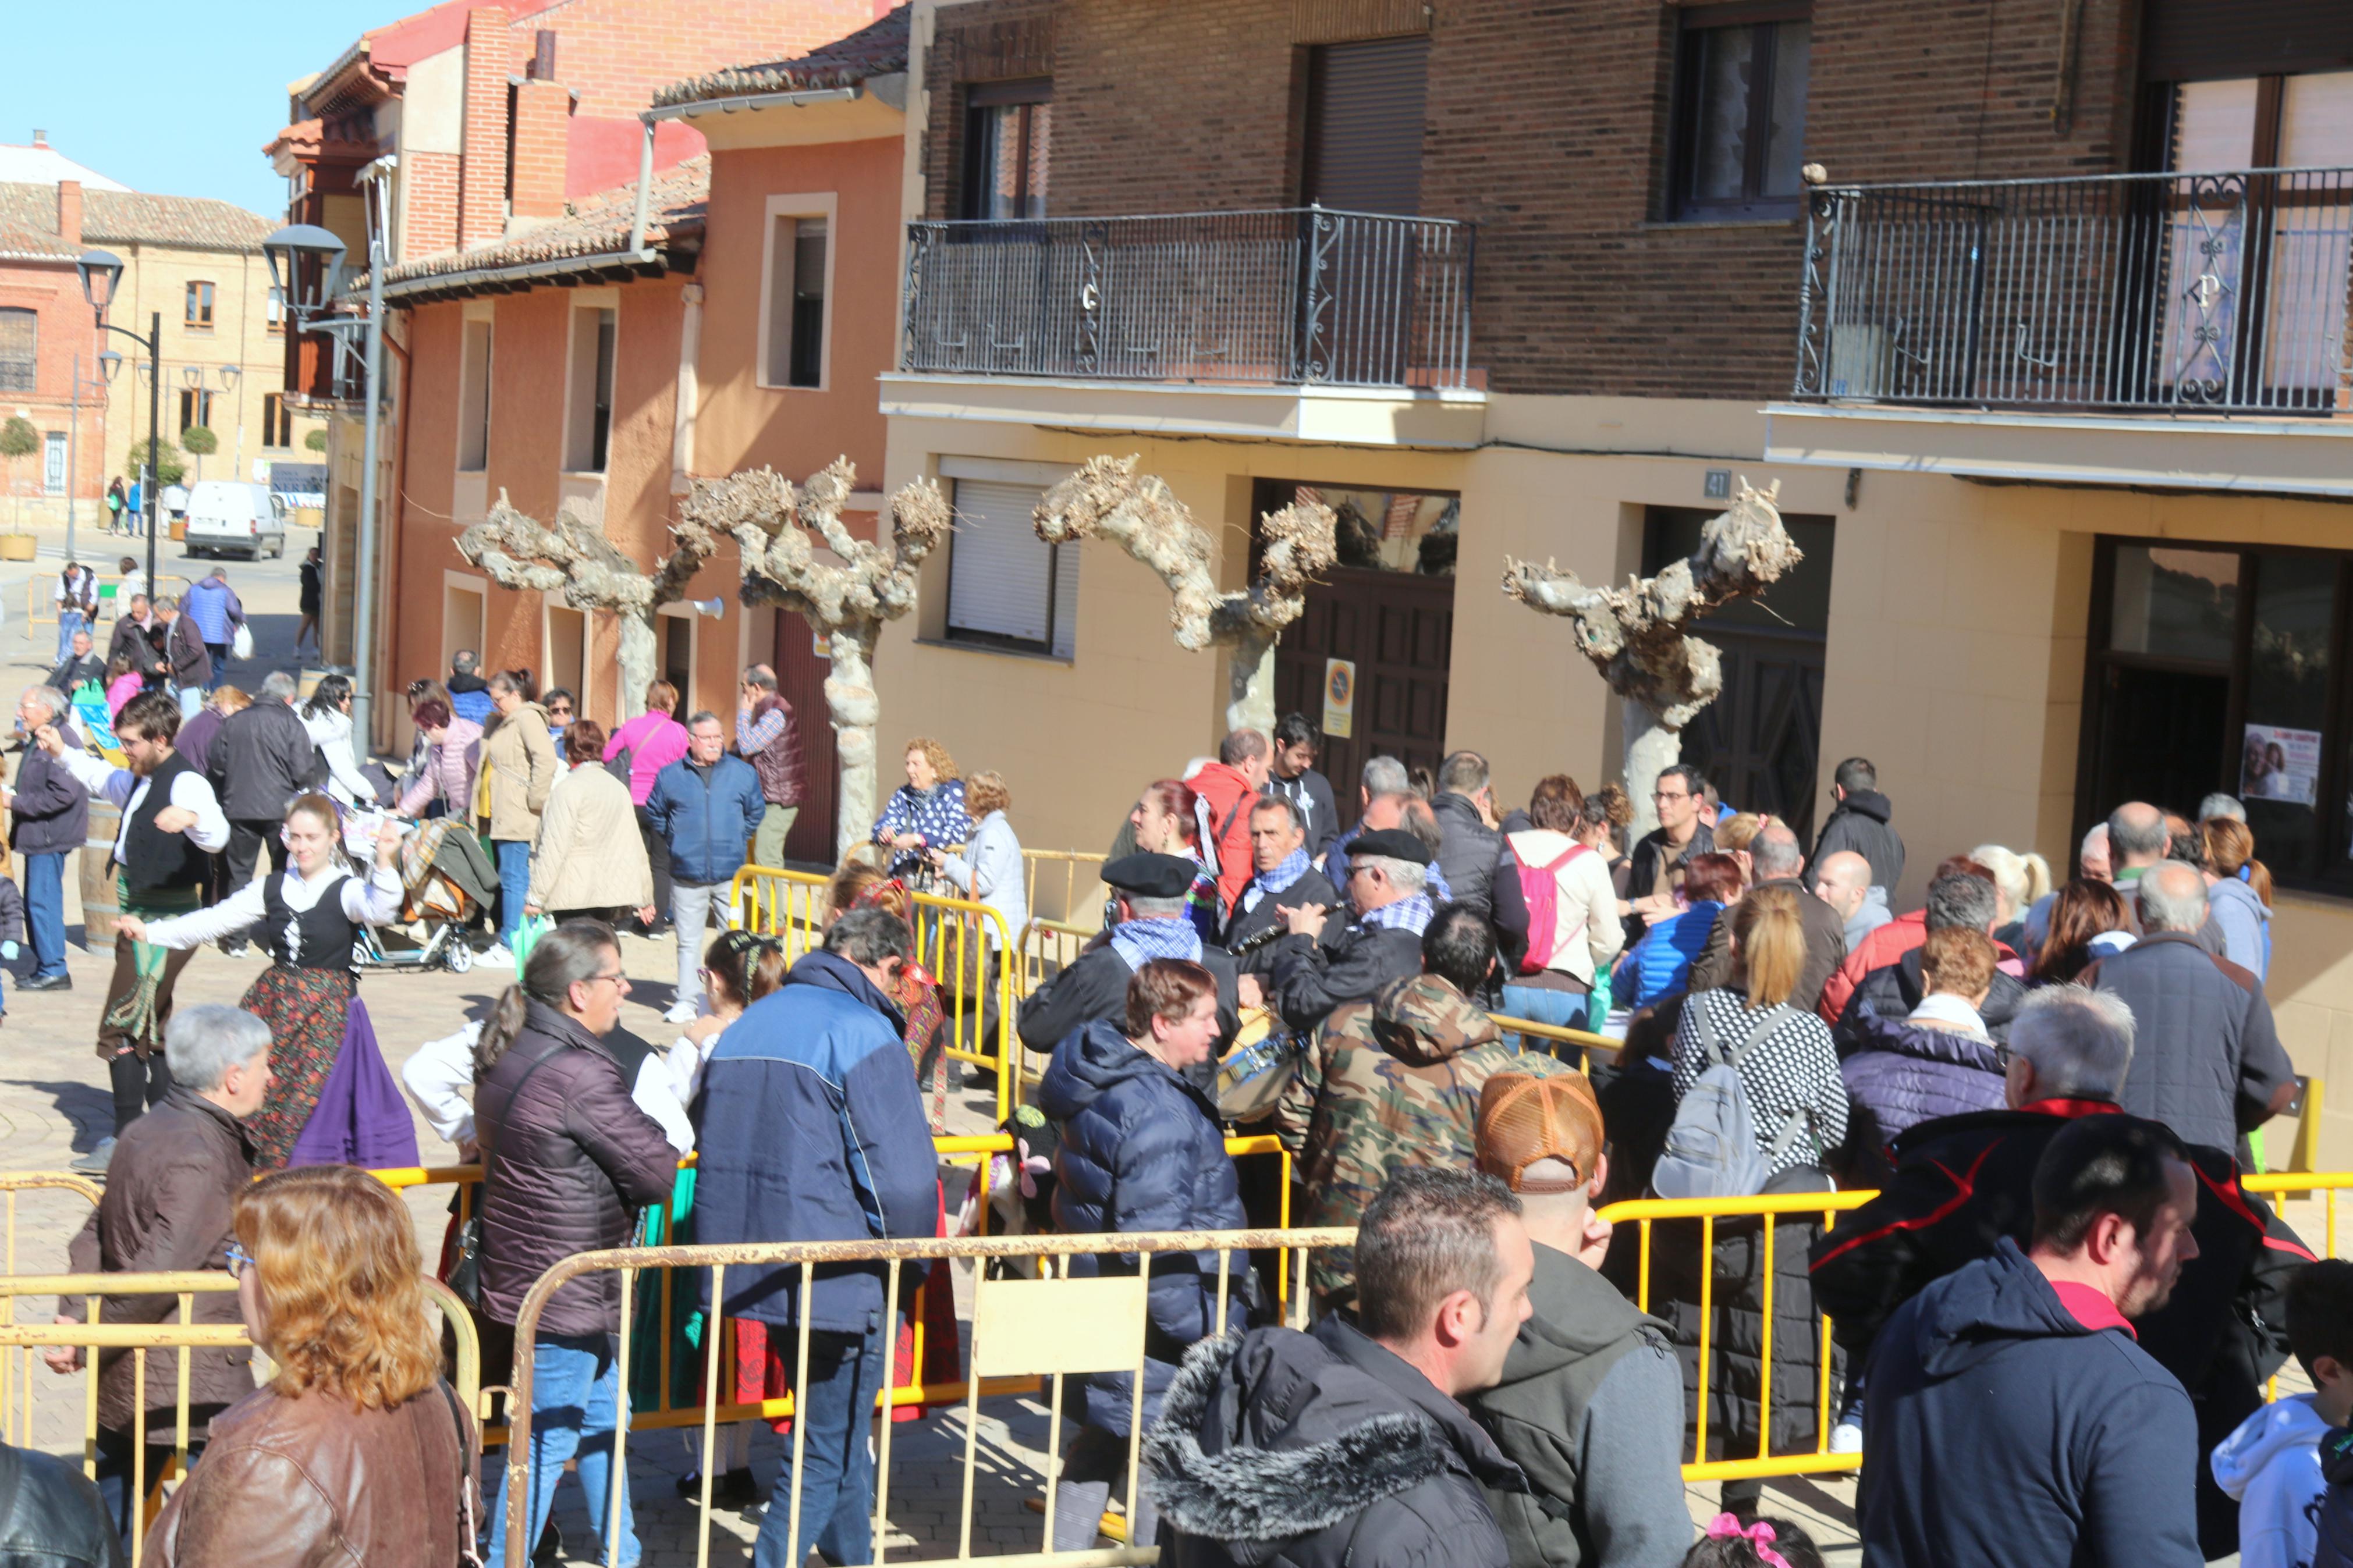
[77,247,162,593]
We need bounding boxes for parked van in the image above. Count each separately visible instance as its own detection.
[183,481,286,561]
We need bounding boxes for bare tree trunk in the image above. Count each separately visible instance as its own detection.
[825,624,883,860]
[1226,630,1280,736]
[1624,702,1682,838]
[615,612,658,723]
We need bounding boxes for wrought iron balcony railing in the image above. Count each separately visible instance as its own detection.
[1793,167,2353,415]
[900,207,1475,390]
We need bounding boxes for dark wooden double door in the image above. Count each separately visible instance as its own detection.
[1274,566,1453,827]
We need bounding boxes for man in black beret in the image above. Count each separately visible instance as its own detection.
[1262,827,1438,1034]
[1017,852,1241,1079]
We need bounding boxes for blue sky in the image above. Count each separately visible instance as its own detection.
[1,3,387,216]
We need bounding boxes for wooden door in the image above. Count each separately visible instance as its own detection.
[772,611,841,865]
[1273,566,1453,829]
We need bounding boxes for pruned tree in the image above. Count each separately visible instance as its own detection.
[456,488,721,721]
[1503,478,1801,833]
[1032,454,1337,733]
[682,458,950,856]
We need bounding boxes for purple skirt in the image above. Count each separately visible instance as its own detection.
[285,994,422,1169]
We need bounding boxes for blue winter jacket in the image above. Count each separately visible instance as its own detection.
[1039,1019,1247,1435]
[645,752,766,886]
[691,951,940,1334]
[1860,1236,2202,1568]
[183,577,243,644]
[1617,902,1722,1010]
[1839,1012,2007,1146]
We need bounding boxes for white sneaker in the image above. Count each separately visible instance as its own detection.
[1830,1417,1864,1455]
[663,998,701,1025]
[478,943,516,969]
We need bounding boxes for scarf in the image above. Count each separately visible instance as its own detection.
[102,873,205,1051]
[1109,916,1204,972]
[1239,847,1313,914]
[1357,892,1435,937]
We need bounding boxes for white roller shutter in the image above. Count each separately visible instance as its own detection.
[947,479,1077,657]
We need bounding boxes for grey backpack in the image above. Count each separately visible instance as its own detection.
[1652,1002,1810,1200]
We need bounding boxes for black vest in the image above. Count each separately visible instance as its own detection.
[122,752,206,893]
[258,873,361,971]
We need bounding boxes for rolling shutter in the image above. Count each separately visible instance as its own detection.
[947,479,1078,657]
[1304,37,1429,215]
[2142,0,2353,83]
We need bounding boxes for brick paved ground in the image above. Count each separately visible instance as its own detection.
[10,537,2326,1562]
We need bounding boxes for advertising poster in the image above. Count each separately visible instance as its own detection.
[2241,723,2319,806]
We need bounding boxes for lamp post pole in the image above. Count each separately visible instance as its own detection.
[351,223,385,755]
[143,310,159,594]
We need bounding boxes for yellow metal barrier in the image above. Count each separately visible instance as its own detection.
[1023,848,1107,925]
[2246,1168,2347,1260]
[1,1172,102,1276]
[1489,1014,1623,1065]
[910,888,1023,1123]
[0,1270,480,1566]
[728,863,832,961]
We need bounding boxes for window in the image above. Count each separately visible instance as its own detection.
[178,389,214,434]
[764,215,829,388]
[961,81,1052,219]
[2083,538,2353,890]
[1302,38,1431,216]
[946,479,1077,657]
[457,319,493,470]
[563,307,616,473]
[661,606,697,710]
[185,281,216,329]
[1667,8,1811,221]
[43,431,66,495]
[267,287,286,335]
[261,393,294,449]
[0,308,33,393]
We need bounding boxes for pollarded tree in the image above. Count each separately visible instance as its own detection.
[1502,477,1801,833]
[1032,454,1337,734]
[455,488,721,722]
[680,458,951,857]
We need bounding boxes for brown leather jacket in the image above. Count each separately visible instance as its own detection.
[62,1086,254,1436]
[147,1379,480,1568]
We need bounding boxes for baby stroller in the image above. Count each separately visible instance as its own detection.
[354,815,498,975]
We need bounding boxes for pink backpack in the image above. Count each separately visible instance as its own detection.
[1514,841,1593,975]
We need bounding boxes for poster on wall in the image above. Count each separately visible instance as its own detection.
[1323,658,1355,740]
[2241,723,2320,805]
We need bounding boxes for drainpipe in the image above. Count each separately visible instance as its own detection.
[629,118,656,255]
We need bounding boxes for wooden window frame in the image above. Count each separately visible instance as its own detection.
[184,280,217,331]
[960,79,1053,221]
[1665,2,1812,223]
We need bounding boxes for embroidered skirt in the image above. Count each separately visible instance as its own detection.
[240,966,418,1172]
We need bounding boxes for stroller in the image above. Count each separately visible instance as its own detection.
[354,815,498,975]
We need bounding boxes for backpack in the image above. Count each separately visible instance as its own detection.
[1651,1001,1811,1199]
[1513,839,1592,976]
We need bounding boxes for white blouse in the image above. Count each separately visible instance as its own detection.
[403,1019,696,1156]
[141,860,403,957]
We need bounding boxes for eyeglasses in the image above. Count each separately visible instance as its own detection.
[583,970,628,989]
[548,706,573,718]
[1653,790,1690,803]
[225,1241,254,1280]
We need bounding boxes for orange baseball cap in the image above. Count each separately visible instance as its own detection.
[1477,1070,1605,1195]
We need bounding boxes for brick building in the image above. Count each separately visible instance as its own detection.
[877,0,2353,1160]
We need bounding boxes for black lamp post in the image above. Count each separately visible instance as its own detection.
[76,248,160,593]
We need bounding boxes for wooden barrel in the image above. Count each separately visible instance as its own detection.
[80,801,120,951]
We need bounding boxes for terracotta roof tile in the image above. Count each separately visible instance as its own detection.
[0,182,273,255]
[654,7,909,109]
[377,156,708,294]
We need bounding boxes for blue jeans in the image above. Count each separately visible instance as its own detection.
[24,851,65,979]
[1500,982,1590,1030]
[495,839,531,945]
[55,610,87,662]
[94,1429,203,1558]
[203,643,229,691]
[494,1332,637,1568]
[753,1321,889,1568]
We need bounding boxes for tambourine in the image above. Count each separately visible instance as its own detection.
[1215,1006,1307,1123]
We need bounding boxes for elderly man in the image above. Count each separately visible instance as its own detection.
[1323,787,1454,899]
[2084,860,2298,1154]
[1810,984,2310,1555]
[1319,755,1415,885]
[7,685,86,993]
[1265,827,1436,1034]
[105,593,159,684]
[150,596,210,717]
[45,629,105,695]
[1689,822,1848,1010]
[2023,821,2111,956]
[1814,848,1890,954]
[734,664,805,869]
[646,711,766,1025]
[1020,853,1241,1067]
[49,1004,270,1548]
[41,695,229,1167]
[1223,795,1342,975]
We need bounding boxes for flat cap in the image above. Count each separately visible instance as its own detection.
[1348,828,1431,867]
[1102,852,1200,898]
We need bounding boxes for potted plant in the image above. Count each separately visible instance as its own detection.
[0,417,39,560]
[125,439,187,541]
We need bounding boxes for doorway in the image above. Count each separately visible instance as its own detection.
[772,611,840,864]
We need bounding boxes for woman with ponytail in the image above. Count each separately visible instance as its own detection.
[2201,816,2273,980]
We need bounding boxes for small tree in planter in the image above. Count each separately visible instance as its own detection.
[125,439,187,490]
[0,417,38,542]
[179,424,218,485]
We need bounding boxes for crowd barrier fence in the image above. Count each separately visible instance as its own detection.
[26,575,194,635]
[1021,849,1106,926]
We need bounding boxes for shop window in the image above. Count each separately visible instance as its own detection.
[945,478,1077,657]
[2083,538,2353,887]
[1667,7,1811,221]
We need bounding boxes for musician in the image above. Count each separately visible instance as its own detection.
[1018,854,1241,1084]
[1259,828,1436,1034]
[1222,795,1343,977]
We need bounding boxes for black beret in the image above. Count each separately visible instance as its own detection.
[1102,852,1200,898]
[1350,828,1432,867]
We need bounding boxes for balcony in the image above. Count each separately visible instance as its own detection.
[889,208,1481,443]
[1767,168,2353,496]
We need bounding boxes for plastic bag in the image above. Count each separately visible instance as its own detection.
[512,913,555,974]
[231,621,254,660]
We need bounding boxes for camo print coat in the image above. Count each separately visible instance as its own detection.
[1276,972,1542,1305]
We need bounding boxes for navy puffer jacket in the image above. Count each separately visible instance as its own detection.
[1838,1012,2006,1179]
[1039,1020,1247,1435]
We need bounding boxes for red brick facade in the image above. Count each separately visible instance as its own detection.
[923,0,2149,400]
[459,8,514,249]
[510,80,572,221]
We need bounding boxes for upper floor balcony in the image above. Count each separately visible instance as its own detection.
[886,207,1485,447]
[1769,166,2353,496]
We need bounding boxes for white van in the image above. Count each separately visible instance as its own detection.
[183,481,286,561]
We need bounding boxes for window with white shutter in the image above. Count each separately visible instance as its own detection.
[946,479,1077,658]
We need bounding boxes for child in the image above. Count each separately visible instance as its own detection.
[1683,1514,1826,1568]
[2212,1258,2353,1568]
[0,872,21,1022]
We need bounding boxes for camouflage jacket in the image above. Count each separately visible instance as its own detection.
[1276,972,1552,1304]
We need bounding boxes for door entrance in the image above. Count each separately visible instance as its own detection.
[1262,480,1456,825]
[773,611,841,863]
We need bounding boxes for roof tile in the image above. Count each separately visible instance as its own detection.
[654,7,909,109]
